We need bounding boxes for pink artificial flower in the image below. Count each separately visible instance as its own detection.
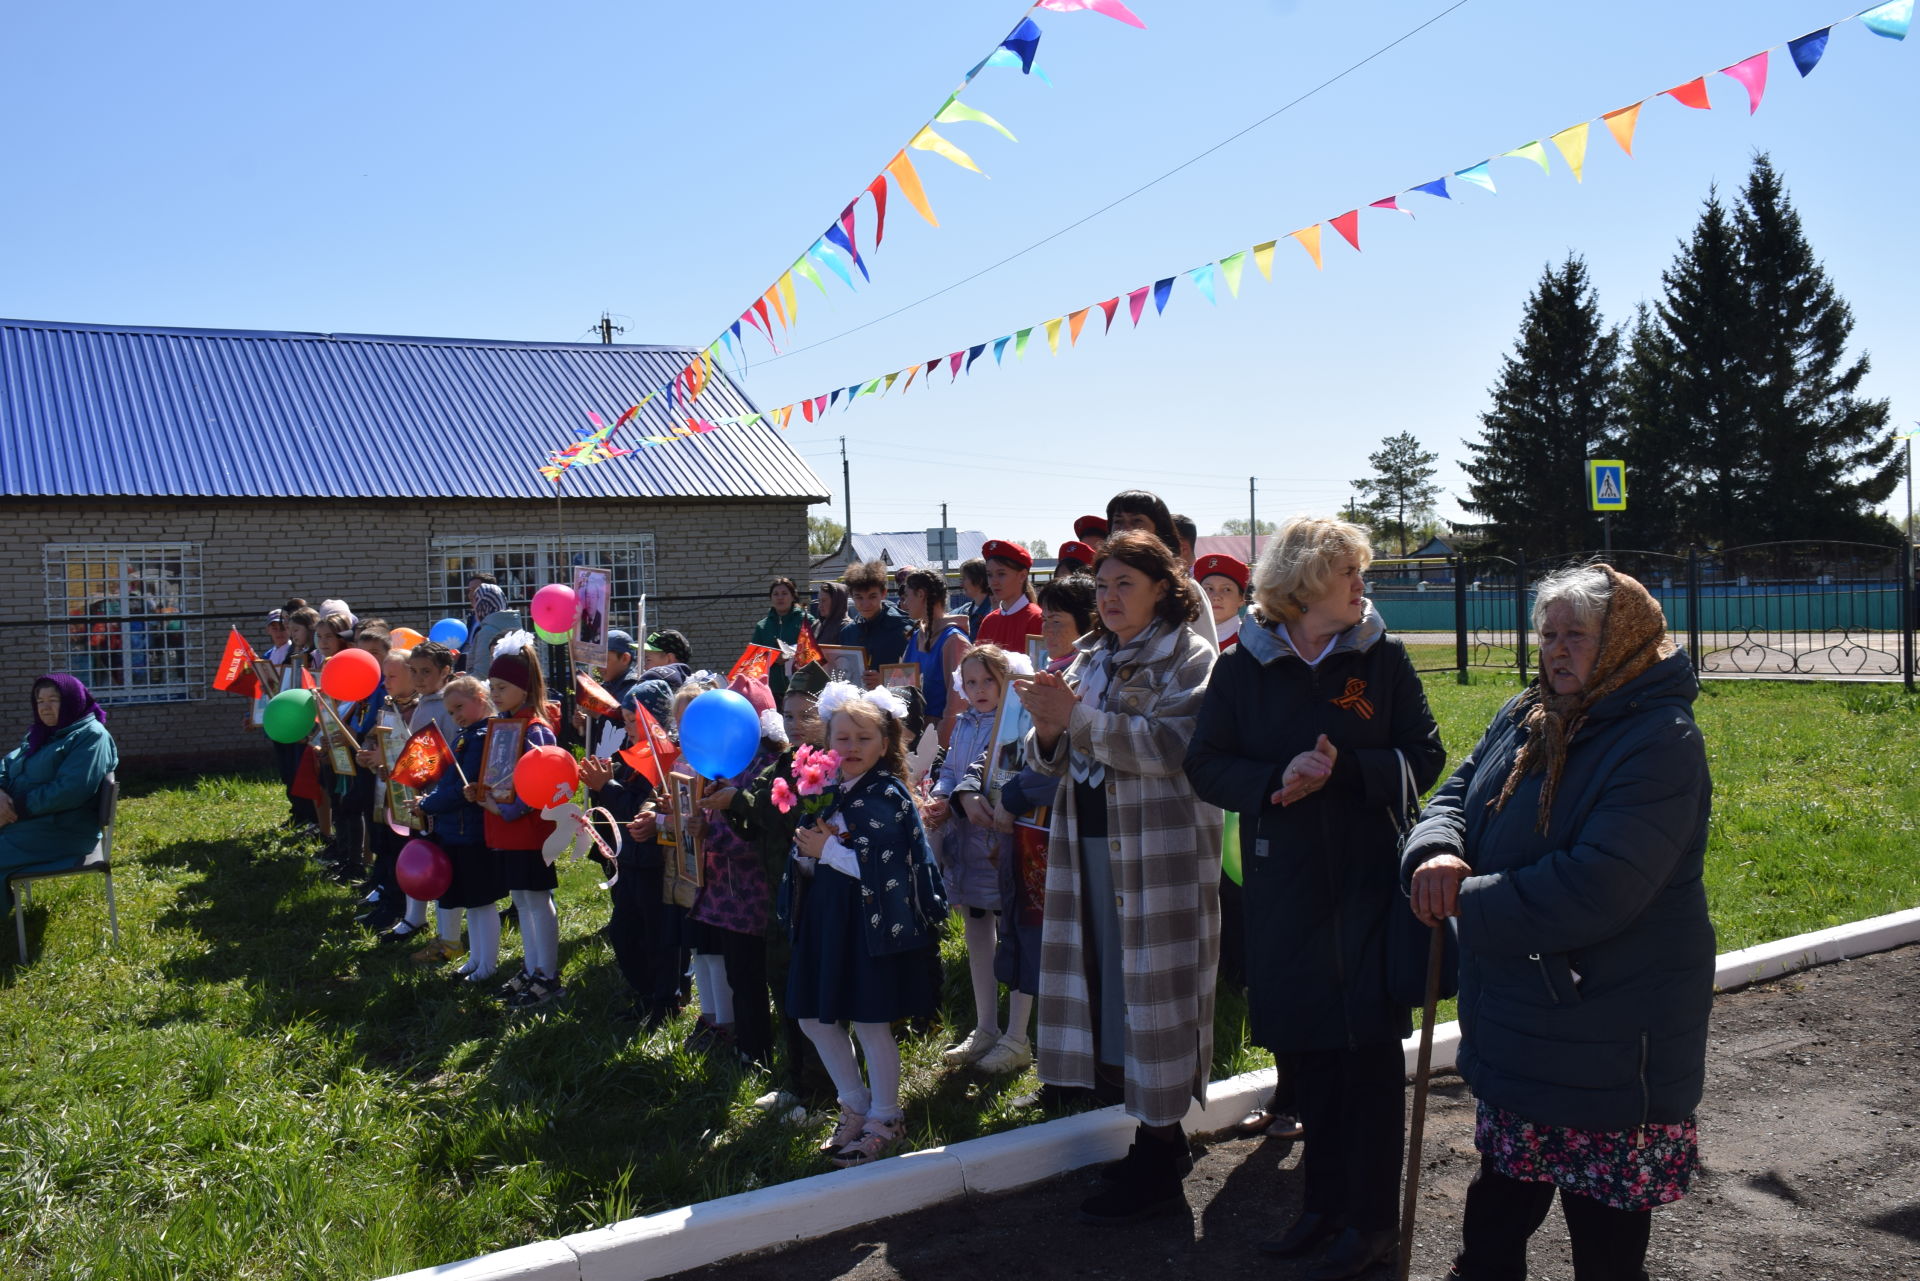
[771,776,795,814]
[796,762,828,796]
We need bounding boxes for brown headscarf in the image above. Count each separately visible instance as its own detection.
[1490,565,1677,833]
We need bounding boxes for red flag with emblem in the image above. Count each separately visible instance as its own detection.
[390,722,455,789]
[793,622,824,669]
[618,701,681,789]
[728,644,781,683]
[211,628,260,697]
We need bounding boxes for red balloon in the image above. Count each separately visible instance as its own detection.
[395,839,453,900]
[514,744,580,809]
[320,647,382,701]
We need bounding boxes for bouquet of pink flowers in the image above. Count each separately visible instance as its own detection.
[771,743,841,820]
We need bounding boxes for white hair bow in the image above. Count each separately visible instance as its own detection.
[817,678,908,724]
[493,629,537,660]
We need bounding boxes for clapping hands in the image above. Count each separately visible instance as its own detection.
[1272,734,1337,807]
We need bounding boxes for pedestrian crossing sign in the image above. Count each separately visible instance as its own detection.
[1587,460,1626,512]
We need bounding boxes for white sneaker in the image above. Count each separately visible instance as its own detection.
[941,1026,1001,1067]
[974,1034,1033,1075]
[752,1089,800,1113]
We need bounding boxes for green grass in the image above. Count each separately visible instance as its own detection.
[2,674,1917,1280]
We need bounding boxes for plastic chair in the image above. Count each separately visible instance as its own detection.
[10,772,120,963]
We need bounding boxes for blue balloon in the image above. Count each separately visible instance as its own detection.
[678,689,761,780]
[428,617,469,649]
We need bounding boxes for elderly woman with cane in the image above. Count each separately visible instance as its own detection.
[1405,564,1714,1281]
[1185,515,1444,1280]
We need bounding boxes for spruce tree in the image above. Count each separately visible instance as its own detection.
[1462,255,1621,558]
[1353,432,1440,556]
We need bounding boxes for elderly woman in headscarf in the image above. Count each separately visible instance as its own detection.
[1185,515,1444,1280]
[0,675,119,906]
[1404,564,1713,1281]
[465,584,517,680]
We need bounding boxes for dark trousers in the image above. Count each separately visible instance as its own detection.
[1283,1041,1405,1232]
[274,741,316,827]
[1457,1158,1652,1281]
[607,857,687,1016]
[368,821,404,908]
[714,927,772,1068]
[330,771,375,871]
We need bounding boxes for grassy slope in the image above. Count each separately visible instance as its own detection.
[1,675,1916,1279]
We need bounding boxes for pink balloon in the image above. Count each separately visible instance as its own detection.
[531,583,576,633]
[396,839,453,900]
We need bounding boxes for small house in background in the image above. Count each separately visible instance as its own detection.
[0,317,827,765]
[810,529,989,580]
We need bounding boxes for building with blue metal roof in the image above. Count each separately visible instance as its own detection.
[0,317,829,763]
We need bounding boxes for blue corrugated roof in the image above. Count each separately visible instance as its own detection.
[849,530,989,566]
[0,318,830,502]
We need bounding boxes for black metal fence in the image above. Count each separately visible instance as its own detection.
[1368,541,1916,689]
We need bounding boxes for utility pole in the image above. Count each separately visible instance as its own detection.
[596,312,623,345]
[941,502,951,575]
[1248,477,1257,563]
[840,436,853,560]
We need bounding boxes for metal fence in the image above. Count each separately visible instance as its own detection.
[1368,541,1916,689]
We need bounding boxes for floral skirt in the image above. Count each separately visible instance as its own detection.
[1474,1100,1699,1212]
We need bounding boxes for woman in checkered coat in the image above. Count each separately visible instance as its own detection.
[1015,531,1223,1225]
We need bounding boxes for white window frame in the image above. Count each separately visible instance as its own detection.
[429,533,657,633]
[43,542,205,705]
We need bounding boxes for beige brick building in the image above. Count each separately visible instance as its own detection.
[0,319,828,767]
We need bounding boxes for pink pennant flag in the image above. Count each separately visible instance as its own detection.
[1329,210,1361,252]
[1720,52,1768,114]
[1369,196,1414,219]
[1098,296,1121,332]
[840,203,860,258]
[1035,0,1146,28]
[1127,286,1150,326]
[948,351,964,380]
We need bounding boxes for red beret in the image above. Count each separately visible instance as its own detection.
[1194,554,1250,590]
[1057,541,1096,567]
[1073,514,1110,539]
[982,539,1033,570]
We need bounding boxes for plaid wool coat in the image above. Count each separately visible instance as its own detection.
[1027,621,1222,1127]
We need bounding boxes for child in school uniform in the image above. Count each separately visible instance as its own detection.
[482,635,564,1010]
[382,639,459,943]
[355,645,417,933]
[926,644,1031,1070]
[787,680,944,1167]
[412,674,503,975]
[340,619,393,901]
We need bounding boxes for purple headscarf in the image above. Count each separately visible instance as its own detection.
[29,673,106,755]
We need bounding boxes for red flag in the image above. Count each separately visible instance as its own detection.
[575,672,620,717]
[391,723,454,789]
[728,644,781,683]
[794,622,824,669]
[211,628,260,697]
[618,702,681,789]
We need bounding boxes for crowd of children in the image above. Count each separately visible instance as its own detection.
[246,490,1277,1172]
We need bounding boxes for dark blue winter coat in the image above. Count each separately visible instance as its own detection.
[417,722,488,846]
[1400,651,1714,1132]
[838,602,913,667]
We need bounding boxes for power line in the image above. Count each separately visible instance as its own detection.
[732,0,1474,372]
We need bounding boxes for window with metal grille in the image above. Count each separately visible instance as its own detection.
[43,543,205,704]
[429,534,656,632]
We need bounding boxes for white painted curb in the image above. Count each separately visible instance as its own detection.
[380,905,1920,1281]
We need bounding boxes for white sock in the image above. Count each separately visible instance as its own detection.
[466,905,501,980]
[964,912,1001,1036]
[802,1020,872,1116]
[853,1022,903,1121]
[693,953,733,1022]
[522,891,560,980]
[1007,990,1035,1045]
[435,906,462,944]
[405,896,429,929]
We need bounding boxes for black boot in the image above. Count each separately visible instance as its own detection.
[1077,1125,1186,1223]
[1306,1226,1397,1280]
[1100,1131,1195,1183]
[1257,1210,1338,1257]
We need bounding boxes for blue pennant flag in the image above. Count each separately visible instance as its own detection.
[993,335,1011,364]
[1413,177,1451,200]
[828,389,841,408]
[1153,277,1174,315]
[1000,17,1042,73]
[823,223,869,282]
[966,343,986,373]
[1788,28,1831,75]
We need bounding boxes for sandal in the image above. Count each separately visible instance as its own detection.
[818,1107,867,1156]
[831,1115,906,1168]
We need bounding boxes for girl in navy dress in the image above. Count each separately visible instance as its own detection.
[787,680,942,1167]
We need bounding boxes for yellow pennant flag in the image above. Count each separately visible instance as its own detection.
[1067,308,1090,345]
[1044,317,1063,355]
[1252,240,1277,281]
[1502,140,1551,174]
[1602,103,1642,157]
[910,125,984,176]
[776,271,798,325]
[1288,225,1324,271]
[934,96,1017,142]
[886,152,939,226]
[775,405,794,428]
[1550,123,1590,182]
[883,370,900,393]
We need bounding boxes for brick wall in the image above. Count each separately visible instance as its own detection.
[0,497,812,767]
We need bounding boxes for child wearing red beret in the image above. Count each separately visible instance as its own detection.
[1194,554,1251,651]
[976,540,1043,652]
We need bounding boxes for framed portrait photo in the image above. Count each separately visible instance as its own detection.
[1025,635,1051,670]
[570,564,612,670]
[481,718,527,799]
[878,662,921,691]
[818,644,867,687]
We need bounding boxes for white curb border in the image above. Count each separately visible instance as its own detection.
[380,905,1920,1281]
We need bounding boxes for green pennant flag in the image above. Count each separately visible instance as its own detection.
[1219,251,1247,298]
[791,255,828,295]
[1014,327,1033,360]
[934,96,1018,142]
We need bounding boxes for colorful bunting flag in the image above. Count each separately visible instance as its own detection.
[936,96,1018,142]
[866,175,890,246]
[1412,177,1450,200]
[886,151,939,227]
[1152,277,1174,314]
[966,342,986,372]
[1128,285,1150,324]
[813,242,857,289]
[1098,295,1121,330]
[1550,122,1590,181]
[1251,240,1276,279]
[1721,52,1769,114]
[1453,163,1496,194]
[1789,28,1831,75]
[1502,141,1551,174]
[1188,263,1217,304]
[1219,252,1246,297]
[1001,17,1043,72]
[776,271,799,324]
[1330,210,1362,251]
[1067,307,1091,343]
[1036,0,1146,26]
[1862,0,1910,39]
[1287,225,1324,270]
[911,125,984,175]
[1602,103,1643,156]
[1664,77,1713,109]
[1015,327,1033,359]
[993,335,1011,362]
[1044,317,1063,354]
[792,253,827,295]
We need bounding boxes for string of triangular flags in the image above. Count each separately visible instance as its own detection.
[539,0,1145,481]
[650,0,1909,440]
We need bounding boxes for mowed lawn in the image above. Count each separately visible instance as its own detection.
[2,673,1917,1281]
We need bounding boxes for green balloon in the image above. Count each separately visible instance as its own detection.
[535,623,572,645]
[263,688,318,744]
[1221,810,1243,887]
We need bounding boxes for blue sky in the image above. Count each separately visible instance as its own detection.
[5,1,1914,547]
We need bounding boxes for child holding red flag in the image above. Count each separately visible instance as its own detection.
[412,675,501,975]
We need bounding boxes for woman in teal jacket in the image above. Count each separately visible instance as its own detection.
[0,674,119,907]
[750,577,815,704]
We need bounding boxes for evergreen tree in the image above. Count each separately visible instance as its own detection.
[1462,255,1621,558]
[1353,432,1440,557]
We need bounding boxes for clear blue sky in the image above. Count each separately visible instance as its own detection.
[6,1,1915,546]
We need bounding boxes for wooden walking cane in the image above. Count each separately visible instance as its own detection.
[1398,922,1447,1281]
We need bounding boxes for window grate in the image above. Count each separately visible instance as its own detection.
[429,534,657,633]
[43,543,205,704]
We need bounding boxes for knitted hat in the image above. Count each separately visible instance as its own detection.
[626,678,673,724]
[730,673,776,715]
[490,650,534,691]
